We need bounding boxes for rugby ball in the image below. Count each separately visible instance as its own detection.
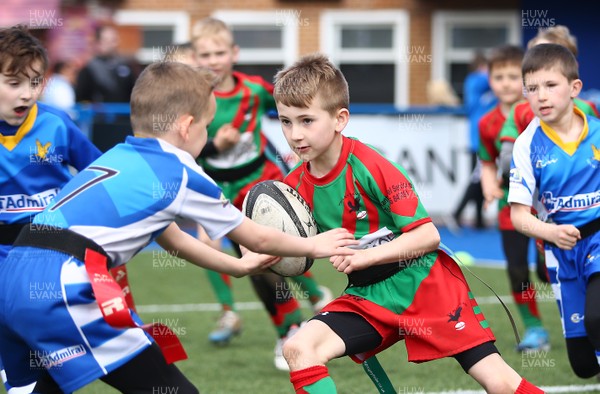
[242,180,317,276]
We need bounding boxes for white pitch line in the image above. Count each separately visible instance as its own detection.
[426,384,600,393]
[137,299,600,394]
[136,294,554,314]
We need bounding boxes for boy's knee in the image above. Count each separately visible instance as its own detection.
[282,335,306,364]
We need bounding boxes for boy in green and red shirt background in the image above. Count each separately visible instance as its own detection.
[192,18,331,370]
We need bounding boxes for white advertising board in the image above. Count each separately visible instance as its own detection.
[263,113,497,221]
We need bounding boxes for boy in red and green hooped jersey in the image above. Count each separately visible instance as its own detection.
[274,53,543,394]
[479,45,551,353]
[191,17,332,369]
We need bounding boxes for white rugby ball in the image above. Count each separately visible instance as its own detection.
[242,180,317,276]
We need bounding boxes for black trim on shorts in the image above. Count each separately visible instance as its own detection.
[311,311,382,356]
[453,341,499,373]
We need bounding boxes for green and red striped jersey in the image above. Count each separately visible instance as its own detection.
[478,105,505,164]
[499,98,598,143]
[198,71,276,172]
[284,136,431,247]
[477,104,512,229]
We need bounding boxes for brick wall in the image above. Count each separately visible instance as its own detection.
[110,0,518,105]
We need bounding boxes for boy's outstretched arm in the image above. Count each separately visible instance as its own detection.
[157,223,279,278]
[480,162,504,209]
[330,222,440,274]
[510,203,580,250]
[226,217,358,259]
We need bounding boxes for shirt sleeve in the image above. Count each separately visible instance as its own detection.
[361,151,431,233]
[179,165,245,240]
[478,114,496,163]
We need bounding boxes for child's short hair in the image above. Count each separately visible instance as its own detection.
[522,43,579,82]
[192,17,234,47]
[273,53,349,115]
[130,62,216,135]
[487,45,524,73]
[0,25,48,77]
[527,25,578,57]
[163,42,195,63]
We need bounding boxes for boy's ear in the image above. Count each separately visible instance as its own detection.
[335,108,350,133]
[570,78,583,99]
[232,44,240,64]
[177,114,194,142]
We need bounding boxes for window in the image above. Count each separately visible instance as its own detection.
[113,10,190,64]
[321,10,409,107]
[212,10,299,83]
[431,11,521,100]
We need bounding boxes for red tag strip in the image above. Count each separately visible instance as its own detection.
[84,249,187,364]
[109,265,137,313]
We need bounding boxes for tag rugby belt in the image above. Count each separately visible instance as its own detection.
[204,153,266,182]
[13,225,187,364]
[0,223,27,245]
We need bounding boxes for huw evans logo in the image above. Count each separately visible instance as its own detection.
[541,191,600,213]
[41,345,86,367]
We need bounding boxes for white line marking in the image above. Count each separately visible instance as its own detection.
[136,295,554,314]
[137,298,600,394]
[426,385,600,393]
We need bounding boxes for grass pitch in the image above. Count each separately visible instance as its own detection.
[15,249,595,393]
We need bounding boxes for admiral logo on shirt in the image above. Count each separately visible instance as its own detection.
[541,190,600,213]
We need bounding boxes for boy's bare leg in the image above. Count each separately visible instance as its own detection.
[468,353,535,394]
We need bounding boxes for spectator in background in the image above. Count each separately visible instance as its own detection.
[76,24,137,103]
[75,24,139,152]
[452,51,497,229]
[41,60,77,112]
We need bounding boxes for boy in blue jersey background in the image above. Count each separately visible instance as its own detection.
[0,25,102,393]
[509,43,600,379]
[0,61,357,393]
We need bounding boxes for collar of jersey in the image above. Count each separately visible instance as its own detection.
[539,106,588,156]
[214,71,245,98]
[0,103,38,151]
[126,135,196,163]
[302,136,354,186]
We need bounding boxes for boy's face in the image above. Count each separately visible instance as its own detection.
[276,95,345,163]
[524,67,581,126]
[186,93,217,158]
[0,61,44,126]
[194,35,238,85]
[489,63,523,106]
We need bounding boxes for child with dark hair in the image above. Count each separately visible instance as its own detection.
[510,43,600,379]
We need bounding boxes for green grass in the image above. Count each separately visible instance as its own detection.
[5,251,594,393]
